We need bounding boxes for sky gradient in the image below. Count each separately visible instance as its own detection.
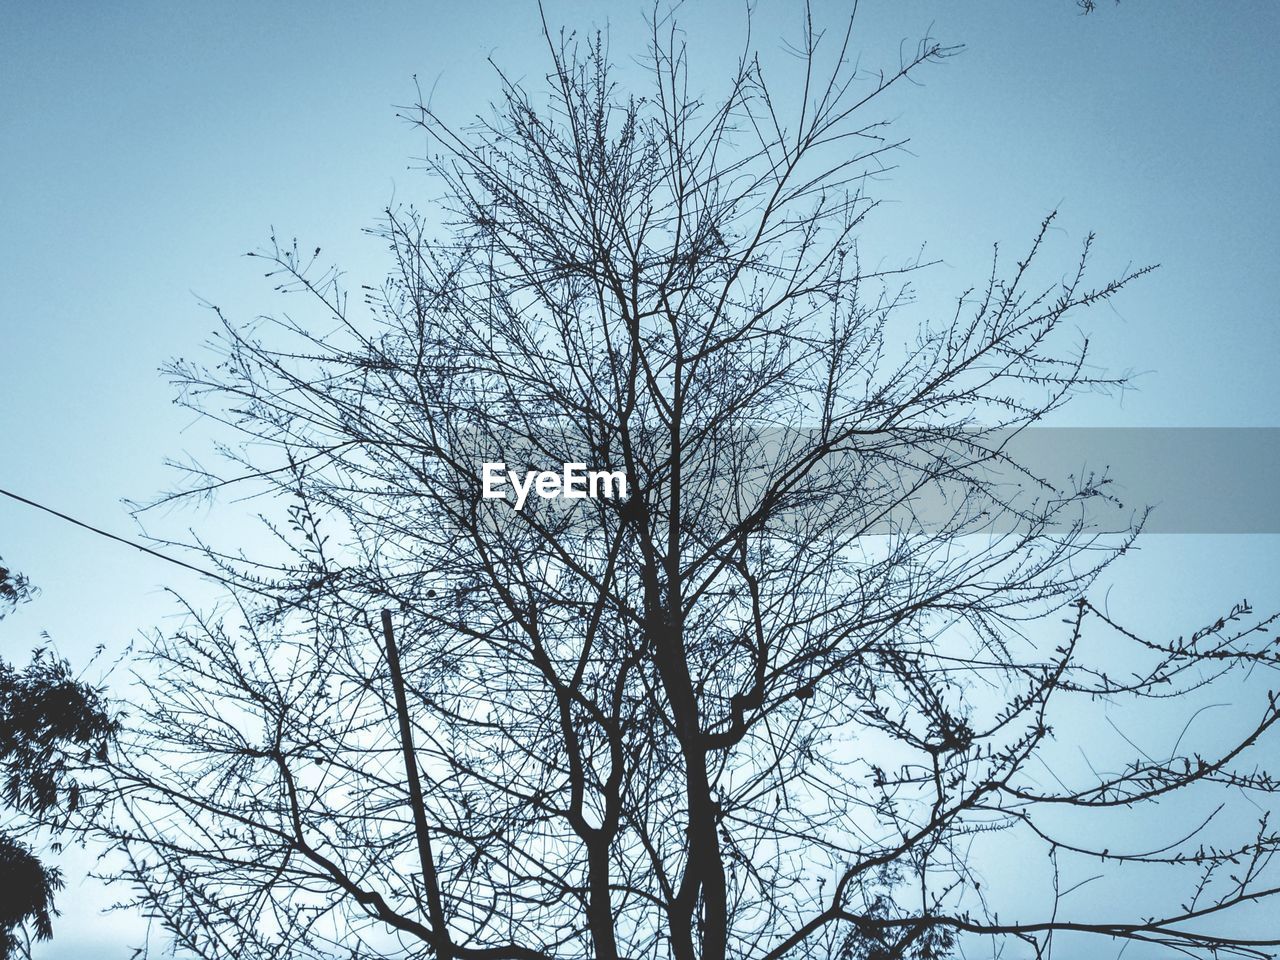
[2,1,1278,956]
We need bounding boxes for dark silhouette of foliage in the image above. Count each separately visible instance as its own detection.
[0,834,60,959]
[0,651,114,817]
[0,564,32,610]
[99,7,1280,960]
[0,558,116,959]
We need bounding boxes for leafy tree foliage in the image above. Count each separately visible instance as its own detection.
[0,564,32,610]
[0,559,115,958]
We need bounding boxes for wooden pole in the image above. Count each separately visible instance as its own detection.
[381,608,453,960]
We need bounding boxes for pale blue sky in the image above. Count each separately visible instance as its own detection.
[2,1,1278,956]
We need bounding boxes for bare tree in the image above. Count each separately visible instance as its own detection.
[100,8,1280,960]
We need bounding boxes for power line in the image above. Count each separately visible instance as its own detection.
[1,484,399,631]
[1,485,395,650]
[0,485,242,590]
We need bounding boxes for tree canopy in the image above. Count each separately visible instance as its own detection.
[0,560,115,959]
[96,7,1280,960]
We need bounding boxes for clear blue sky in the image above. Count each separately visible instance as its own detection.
[2,1,1277,956]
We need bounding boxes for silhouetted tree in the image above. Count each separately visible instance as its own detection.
[0,560,115,958]
[0,564,32,610]
[102,7,1280,960]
